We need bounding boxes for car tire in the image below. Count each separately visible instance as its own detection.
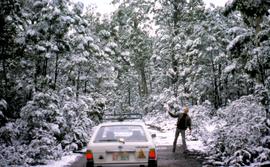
[148,160,157,167]
[86,160,94,167]
[149,164,157,167]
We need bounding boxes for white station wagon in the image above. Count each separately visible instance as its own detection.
[85,117,157,167]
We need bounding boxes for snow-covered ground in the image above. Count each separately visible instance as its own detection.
[149,127,208,152]
[34,154,81,167]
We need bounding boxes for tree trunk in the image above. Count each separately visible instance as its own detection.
[2,55,8,98]
[254,16,269,117]
[42,57,48,76]
[211,52,220,109]
[34,60,39,91]
[170,1,181,91]
[255,16,262,36]
[128,83,131,106]
[53,53,59,90]
[171,54,179,85]
[213,76,219,109]
[140,65,148,96]
[218,64,222,105]
[224,76,228,106]
[259,64,266,86]
[84,80,87,93]
[149,69,153,94]
[76,68,80,100]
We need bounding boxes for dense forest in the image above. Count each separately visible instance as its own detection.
[0,0,270,166]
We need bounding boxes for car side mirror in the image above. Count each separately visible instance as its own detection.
[151,134,156,138]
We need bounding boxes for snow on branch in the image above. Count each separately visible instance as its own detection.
[0,99,7,111]
[223,0,237,16]
[227,26,247,36]
[226,32,252,52]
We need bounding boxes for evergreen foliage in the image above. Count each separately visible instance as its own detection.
[0,0,270,166]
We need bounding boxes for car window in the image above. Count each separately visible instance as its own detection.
[94,125,148,143]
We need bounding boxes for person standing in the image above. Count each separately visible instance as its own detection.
[168,106,191,153]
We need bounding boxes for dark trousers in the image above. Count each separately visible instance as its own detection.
[173,128,187,152]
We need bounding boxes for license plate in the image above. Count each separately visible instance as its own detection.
[136,149,146,159]
[112,152,129,161]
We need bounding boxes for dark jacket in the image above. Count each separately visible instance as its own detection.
[168,112,191,130]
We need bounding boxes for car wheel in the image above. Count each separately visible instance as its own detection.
[148,160,157,167]
[86,160,94,167]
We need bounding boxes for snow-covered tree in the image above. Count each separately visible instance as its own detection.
[1,0,270,166]
[183,7,245,109]
[204,95,270,166]
[224,0,270,34]
[0,0,26,118]
[97,0,154,112]
[224,0,270,115]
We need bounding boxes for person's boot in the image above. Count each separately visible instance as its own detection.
[172,141,176,152]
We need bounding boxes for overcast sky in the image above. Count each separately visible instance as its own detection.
[73,0,229,14]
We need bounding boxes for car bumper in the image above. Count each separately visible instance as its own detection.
[94,162,148,167]
[89,161,157,167]
[88,159,157,167]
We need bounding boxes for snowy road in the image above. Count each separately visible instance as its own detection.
[68,128,205,167]
[69,145,203,167]
[36,124,207,167]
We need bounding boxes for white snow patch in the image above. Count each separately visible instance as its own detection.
[187,140,208,152]
[34,154,80,167]
[205,124,216,133]
[0,99,7,110]
[26,29,36,36]
[224,62,236,73]
[227,27,247,35]
[61,16,73,23]
[50,123,61,135]
[151,130,175,146]
[149,127,208,152]
[5,16,12,22]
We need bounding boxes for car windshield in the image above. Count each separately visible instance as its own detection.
[94,125,148,143]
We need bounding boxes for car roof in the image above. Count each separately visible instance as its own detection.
[98,121,146,127]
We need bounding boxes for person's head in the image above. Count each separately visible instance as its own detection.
[183,106,189,114]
